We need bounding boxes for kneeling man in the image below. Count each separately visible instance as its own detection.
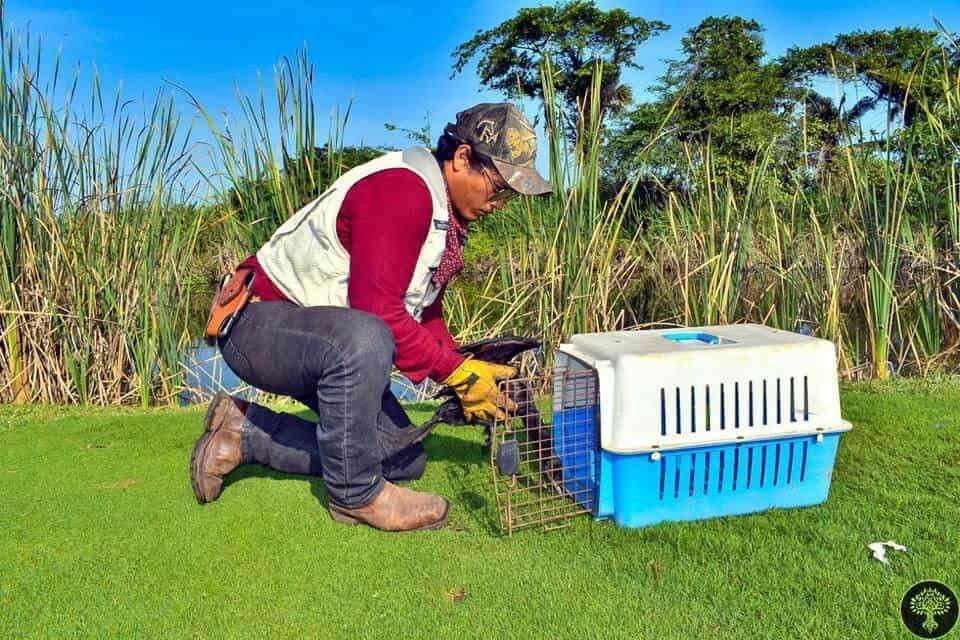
[190,104,551,532]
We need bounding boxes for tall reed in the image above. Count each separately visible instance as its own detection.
[0,10,201,405]
[448,57,644,354]
[187,49,351,255]
[6,6,960,409]
[450,47,960,383]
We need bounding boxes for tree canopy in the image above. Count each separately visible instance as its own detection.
[782,28,948,129]
[451,9,959,199]
[451,1,667,123]
[610,16,795,193]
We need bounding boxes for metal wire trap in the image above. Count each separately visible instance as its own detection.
[490,366,599,535]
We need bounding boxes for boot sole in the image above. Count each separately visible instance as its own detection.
[189,430,216,503]
[190,391,229,504]
[328,501,451,531]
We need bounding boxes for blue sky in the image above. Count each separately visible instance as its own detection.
[6,0,960,152]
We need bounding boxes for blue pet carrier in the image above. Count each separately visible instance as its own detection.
[492,324,851,533]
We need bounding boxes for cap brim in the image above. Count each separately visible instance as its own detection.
[491,159,553,196]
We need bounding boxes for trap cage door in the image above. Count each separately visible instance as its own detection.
[490,365,600,535]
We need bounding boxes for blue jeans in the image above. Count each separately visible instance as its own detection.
[218,301,427,507]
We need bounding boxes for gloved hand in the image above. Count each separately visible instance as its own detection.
[443,358,518,424]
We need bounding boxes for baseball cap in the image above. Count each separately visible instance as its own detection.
[443,103,552,196]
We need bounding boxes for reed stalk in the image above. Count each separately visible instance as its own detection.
[0,10,201,405]
[5,7,960,406]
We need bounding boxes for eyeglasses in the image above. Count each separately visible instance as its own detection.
[480,164,519,204]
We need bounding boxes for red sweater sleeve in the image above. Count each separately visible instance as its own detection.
[420,286,459,351]
[341,169,465,384]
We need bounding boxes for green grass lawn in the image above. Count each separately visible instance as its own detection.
[2,380,959,639]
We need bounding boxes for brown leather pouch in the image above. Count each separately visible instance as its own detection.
[204,267,256,345]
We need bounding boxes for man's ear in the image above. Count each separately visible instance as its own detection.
[451,144,472,173]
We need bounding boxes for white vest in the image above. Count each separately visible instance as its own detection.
[256,147,450,321]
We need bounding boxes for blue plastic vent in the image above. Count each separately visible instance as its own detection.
[663,331,722,344]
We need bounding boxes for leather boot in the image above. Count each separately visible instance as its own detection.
[190,391,249,504]
[328,481,450,531]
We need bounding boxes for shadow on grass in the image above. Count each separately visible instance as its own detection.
[222,464,331,507]
[220,430,504,535]
[427,432,503,536]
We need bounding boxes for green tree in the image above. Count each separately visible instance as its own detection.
[782,29,960,189]
[611,16,796,194]
[781,28,948,130]
[451,1,667,125]
[910,587,951,633]
[791,91,877,173]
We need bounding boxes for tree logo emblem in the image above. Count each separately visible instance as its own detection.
[901,581,958,638]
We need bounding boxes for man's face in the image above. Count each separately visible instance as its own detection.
[445,145,516,222]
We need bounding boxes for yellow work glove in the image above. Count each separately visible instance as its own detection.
[444,358,518,424]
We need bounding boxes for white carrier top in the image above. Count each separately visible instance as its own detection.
[556,324,852,454]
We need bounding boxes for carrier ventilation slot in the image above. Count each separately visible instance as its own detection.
[656,440,811,501]
[659,377,811,438]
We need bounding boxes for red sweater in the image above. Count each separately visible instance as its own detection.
[240,168,465,383]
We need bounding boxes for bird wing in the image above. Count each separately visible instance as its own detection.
[868,542,890,564]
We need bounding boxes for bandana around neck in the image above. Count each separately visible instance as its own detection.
[432,182,468,289]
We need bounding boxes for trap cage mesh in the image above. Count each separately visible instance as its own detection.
[490,366,599,535]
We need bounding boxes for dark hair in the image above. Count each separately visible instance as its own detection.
[433,132,488,170]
